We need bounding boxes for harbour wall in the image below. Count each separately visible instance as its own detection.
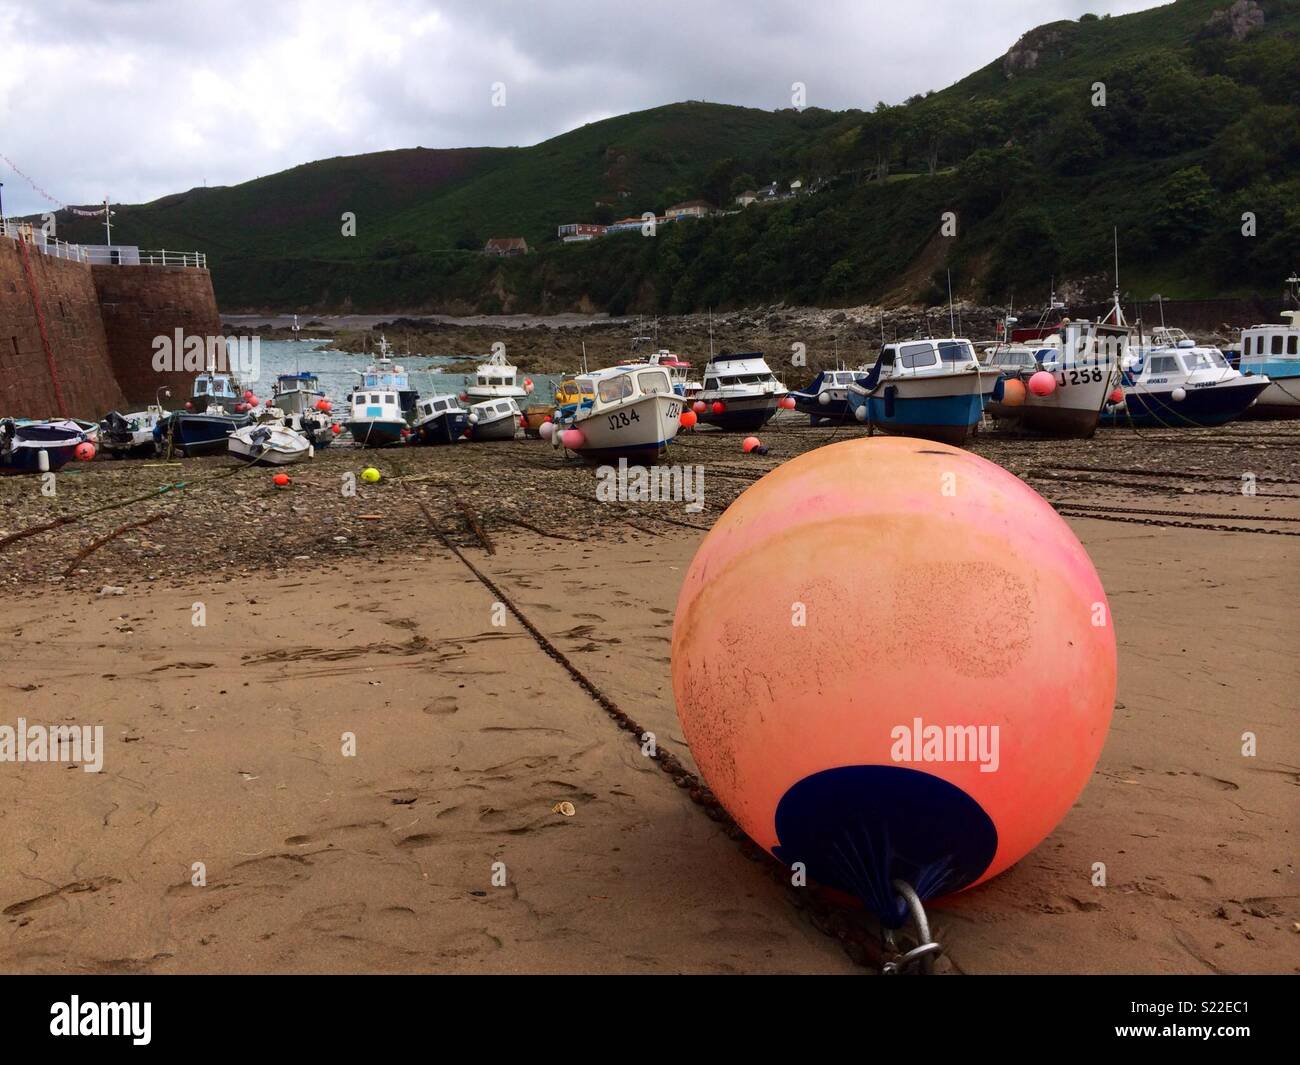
[1,233,221,417]
[0,235,125,417]
[92,264,222,406]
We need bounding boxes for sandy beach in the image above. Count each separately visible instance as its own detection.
[0,417,1296,974]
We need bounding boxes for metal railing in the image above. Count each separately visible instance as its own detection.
[0,221,207,269]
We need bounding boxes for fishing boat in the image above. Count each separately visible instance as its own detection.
[99,406,167,458]
[1102,327,1269,428]
[844,338,999,445]
[553,375,594,421]
[156,371,253,457]
[1230,304,1300,419]
[465,349,528,401]
[789,368,869,424]
[410,393,470,445]
[345,346,417,447]
[467,398,521,441]
[982,305,1126,439]
[553,364,683,462]
[227,423,313,466]
[696,353,787,431]
[271,372,335,446]
[0,419,88,474]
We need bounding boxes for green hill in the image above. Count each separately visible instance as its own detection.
[47,0,1300,312]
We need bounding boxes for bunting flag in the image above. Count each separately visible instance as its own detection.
[0,152,111,216]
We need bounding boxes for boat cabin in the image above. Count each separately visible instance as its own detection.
[701,355,781,392]
[415,394,467,421]
[193,371,243,403]
[473,350,519,388]
[578,366,673,414]
[875,339,980,378]
[472,398,521,420]
[1239,316,1300,364]
[352,388,405,421]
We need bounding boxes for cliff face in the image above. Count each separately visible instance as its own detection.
[0,237,126,417]
[92,264,222,406]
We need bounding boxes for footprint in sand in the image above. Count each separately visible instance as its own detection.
[422,696,459,715]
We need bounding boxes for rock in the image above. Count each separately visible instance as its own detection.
[98,586,126,596]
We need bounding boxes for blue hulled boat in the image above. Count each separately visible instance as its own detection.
[0,419,88,474]
[410,394,470,445]
[1101,328,1269,428]
[844,339,999,445]
[790,368,868,424]
[155,370,252,456]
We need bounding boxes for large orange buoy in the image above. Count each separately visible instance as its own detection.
[1001,378,1027,407]
[671,437,1115,926]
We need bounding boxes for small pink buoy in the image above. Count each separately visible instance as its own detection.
[272,472,290,487]
[243,390,255,401]
[74,441,96,461]
[711,401,726,414]
[248,396,260,407]
[742,436,761,454]
[1028,371,1057,397]
[692,401,707,414]
[539,421,555,441]
[1108,387,1124,405]
[185,400,194,411]
[234,403,248,413]
[779,396,797,410]
[561,428,586,449]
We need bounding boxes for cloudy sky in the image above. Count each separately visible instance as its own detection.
[0,0,1162,216]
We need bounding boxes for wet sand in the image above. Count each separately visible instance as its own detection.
[0,420,1296,973]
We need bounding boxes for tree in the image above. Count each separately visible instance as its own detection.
[1154,166,1215,246]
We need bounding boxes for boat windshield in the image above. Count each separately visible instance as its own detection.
[598,375,635,403]
[1182,350,1228,371]
[938,341,974,363]
[637,370,671,394]
[899,343,936,368]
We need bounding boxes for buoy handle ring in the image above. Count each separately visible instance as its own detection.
[880,879,943,976]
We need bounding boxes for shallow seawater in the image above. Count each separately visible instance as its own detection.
[246,340,563,405]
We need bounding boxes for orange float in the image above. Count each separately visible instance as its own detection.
[671,437,1115,926]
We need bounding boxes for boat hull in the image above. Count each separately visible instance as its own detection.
[846,372,997,445]
[570,392,683,463]
[987,367,1113,439]
[159,413,252,456]
[410,412,469,445]
[699,394,781,431]
[1237,371,1300,419]
[346,419,407,447]
[468,415,518,441]
[1101,378,1269,428]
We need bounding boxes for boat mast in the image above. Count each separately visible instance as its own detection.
[947,269,956,337]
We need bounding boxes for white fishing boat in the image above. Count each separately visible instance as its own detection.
[466,349,528,401]
[467,398,521,441]
[618,350,696,398]
[696,353,787,431]
[553,364,684,462]
[228,423,313,466]
[982,302,1126,439]
[1103,327,1269,428]
[345,343,417,447]
[845,338,999,445]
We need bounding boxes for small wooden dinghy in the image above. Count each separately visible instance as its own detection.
[228,423,313,466]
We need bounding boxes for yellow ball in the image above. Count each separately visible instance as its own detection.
[361,467,381,483]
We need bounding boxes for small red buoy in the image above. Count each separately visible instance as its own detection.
[234,403,248,413]
[692,400,707,414]
[742,436,761,453]
[243,390,255,401]
[330,424,342,435]
[778,396,797,410]
[1108,387,1124,404]
[185,400,194,411]
[711,401,725,414]
[316,399,331,412]
[248,396,260,407]
[680,410,698,429]
[272,472,290,487]
[74,441,96,461]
